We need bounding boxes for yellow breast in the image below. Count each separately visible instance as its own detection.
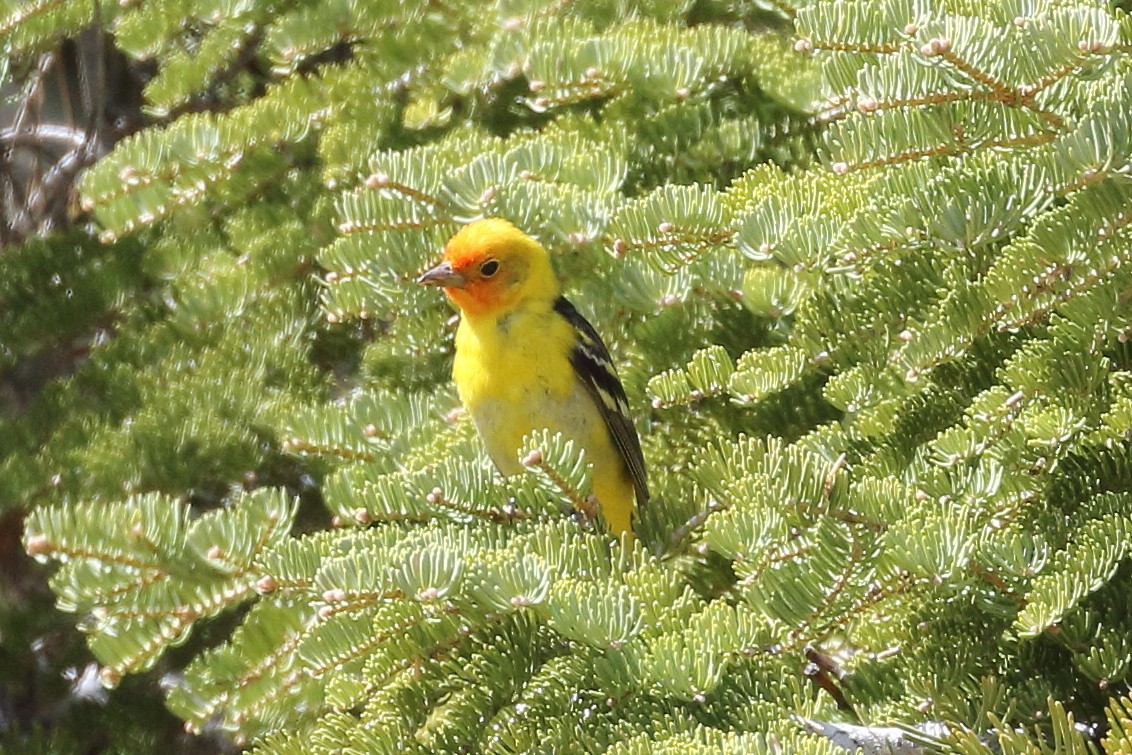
[451,306,636,535]
[453,305,576,469]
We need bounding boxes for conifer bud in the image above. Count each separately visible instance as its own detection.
[793,37,812,53]
[255,576,279,594]
[353,508,371,524]
[25,534,49,556]
[522,449,543,467]
[921,37,951,56]
[856,97,878,114]
[831,162,849,175]
[365,172,390,189]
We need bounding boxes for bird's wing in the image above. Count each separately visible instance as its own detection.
[553,297,649,507]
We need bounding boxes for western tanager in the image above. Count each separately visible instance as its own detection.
[418,218,648,536]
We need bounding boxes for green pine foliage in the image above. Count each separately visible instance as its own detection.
[5,0,1132,751]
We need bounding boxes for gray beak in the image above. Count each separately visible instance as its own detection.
[417,260,466,288]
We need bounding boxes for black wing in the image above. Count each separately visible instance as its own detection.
[554,297,649,508]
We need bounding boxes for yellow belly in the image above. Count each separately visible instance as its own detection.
[452,310,636,535]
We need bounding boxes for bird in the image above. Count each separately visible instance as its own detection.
[417,218,648,537]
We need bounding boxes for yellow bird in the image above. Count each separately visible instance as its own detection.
[418,218,648,536]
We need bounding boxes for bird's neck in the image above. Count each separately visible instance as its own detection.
[459,294,555,336]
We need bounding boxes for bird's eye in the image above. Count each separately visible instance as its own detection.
[480,259,500,277]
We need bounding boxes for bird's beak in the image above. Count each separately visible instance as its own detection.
[417,260,466,288]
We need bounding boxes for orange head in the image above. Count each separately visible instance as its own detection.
[418,219,558,318]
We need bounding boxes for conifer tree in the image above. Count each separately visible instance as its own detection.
[4,0,1132,752]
